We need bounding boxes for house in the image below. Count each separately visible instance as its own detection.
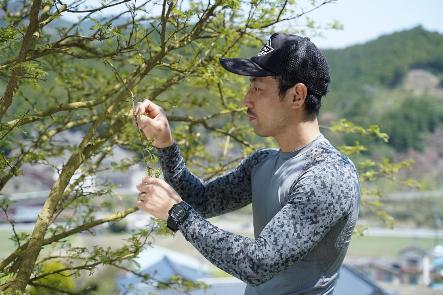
[398,245,428,284]
[354,259,402,284]
[429,250,443,290]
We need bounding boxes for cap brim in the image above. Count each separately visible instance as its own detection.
[220,58,275,77]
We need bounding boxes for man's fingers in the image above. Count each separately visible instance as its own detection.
[137,200,155,212]
[134,101,147,116]
[132,116,140,129]
[138,114,155,127]
[143,99,162,118]
[137,195,159,212]
[142,176,158,184]
[138,192,148,201]
[136,183,155,194]
[133,100,151,116]
[136,183,146,192]
[134,99,162,119]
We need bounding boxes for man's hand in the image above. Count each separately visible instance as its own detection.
[136,177,183,221]
[133,99,173,148]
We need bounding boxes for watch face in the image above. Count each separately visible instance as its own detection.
[168,202,190,232]
[172,206,187,221]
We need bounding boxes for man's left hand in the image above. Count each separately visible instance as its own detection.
[136,177,183,221]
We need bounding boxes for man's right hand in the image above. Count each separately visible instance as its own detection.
[133,99,174,148]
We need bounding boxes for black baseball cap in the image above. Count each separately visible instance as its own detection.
[220,33,330,97]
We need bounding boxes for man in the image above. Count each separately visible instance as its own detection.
[134,33,360,295]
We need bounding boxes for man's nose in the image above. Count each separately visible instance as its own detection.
[243,88,253,108]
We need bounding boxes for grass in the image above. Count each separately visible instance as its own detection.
[0,229,29,259]
[82,267,119,295]
[2,228,441,261]
[347,235,438,258]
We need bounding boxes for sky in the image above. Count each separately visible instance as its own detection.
[302,0,443,49]
[64,0,443,49]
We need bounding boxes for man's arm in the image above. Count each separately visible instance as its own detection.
[177,161,360,285]
[157,143,272,218]
[133,98,271,217]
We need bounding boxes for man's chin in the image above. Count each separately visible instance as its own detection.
[252,127,271,138]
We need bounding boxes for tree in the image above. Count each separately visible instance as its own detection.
[0,0,418,294]
[0,0,340,293]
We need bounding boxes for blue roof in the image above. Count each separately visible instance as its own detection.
[335,265,397,295]
[117,256,210,294]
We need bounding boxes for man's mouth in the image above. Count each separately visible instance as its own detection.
[247,109,256,120]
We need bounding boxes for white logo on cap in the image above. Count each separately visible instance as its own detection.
[257,39,274,56]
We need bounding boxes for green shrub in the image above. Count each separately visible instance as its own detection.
[29,260,75,294]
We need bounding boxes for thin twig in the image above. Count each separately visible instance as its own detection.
[57,0,132,13]
[1,205,21,247]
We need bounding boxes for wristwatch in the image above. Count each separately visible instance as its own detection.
[167,201,192,232]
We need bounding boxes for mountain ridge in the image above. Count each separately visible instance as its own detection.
[322,26,443,117]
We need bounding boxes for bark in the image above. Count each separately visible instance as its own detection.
[0,207,137,274]
[0,0,42,121]
[6,117,124,293]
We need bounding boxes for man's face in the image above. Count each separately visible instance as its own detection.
[243,76,293,137]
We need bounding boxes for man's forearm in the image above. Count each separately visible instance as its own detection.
[178,209,273,285]
[156,144,271,218]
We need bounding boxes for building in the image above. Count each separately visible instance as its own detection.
[398,245,428,284]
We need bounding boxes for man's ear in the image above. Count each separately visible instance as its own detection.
[289,83,307,108]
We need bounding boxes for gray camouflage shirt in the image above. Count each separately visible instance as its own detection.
[156,134,360,295]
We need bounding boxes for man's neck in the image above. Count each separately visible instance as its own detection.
[274,118,321,152]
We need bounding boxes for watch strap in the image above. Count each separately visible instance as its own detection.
[166,201,192,232]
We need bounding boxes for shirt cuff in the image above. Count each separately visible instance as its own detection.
[155,142,179,158]
[177,208,201,240]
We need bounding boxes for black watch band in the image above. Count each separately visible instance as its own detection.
[166,201,192,232]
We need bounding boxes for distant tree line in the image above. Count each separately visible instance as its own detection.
[322,26,443,152]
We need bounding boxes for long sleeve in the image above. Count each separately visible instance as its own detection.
[177,159,360,285]
[156,143,273,218]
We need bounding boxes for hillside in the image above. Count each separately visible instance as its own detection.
[322,26,443,118]
[319,26,443,189]
[323,27,443,147]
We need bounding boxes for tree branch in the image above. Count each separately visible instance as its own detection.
[6,114,125,292]
[0,207,137,273]
[253,0,336,29]
[59,0,132,13]
[168,111,252,148]
[0,0,43,121]
[1,99,107,131]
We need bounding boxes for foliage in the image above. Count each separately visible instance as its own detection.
[156,275,208,292]
[29,260,75,295]
[323,26,443,116]
[322,26,443,157]
[380,96,443,151]
[327,120,421,229]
